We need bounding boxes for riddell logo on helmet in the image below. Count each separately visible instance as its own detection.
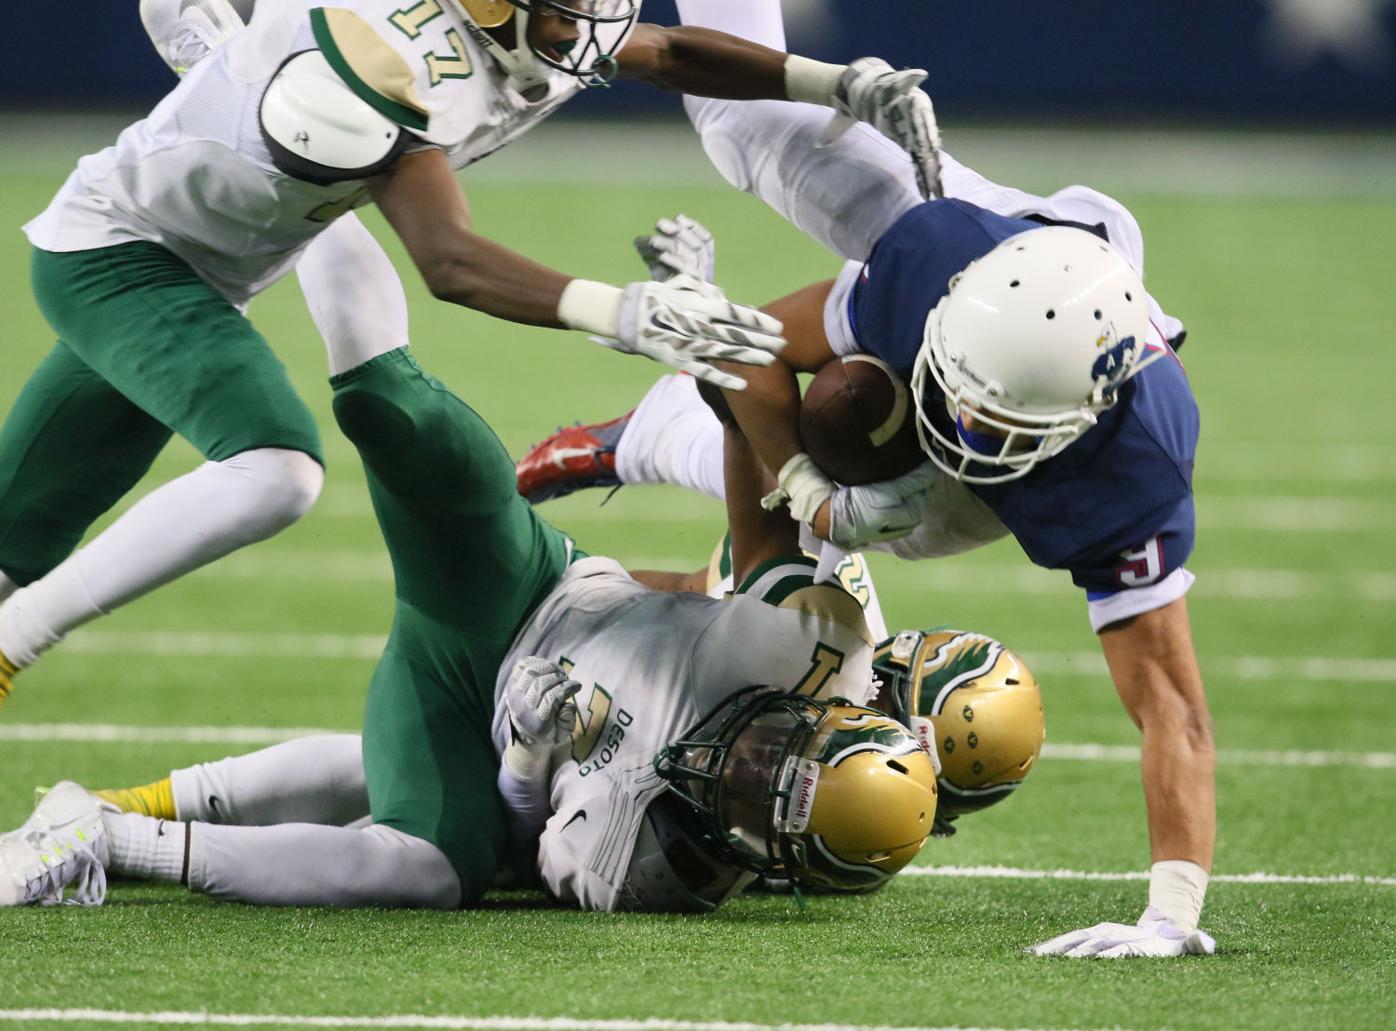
[910,716,936,756]
[782,759,821,834]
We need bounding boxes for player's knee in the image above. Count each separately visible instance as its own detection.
[223,447,324,533]
[332,384,416,451]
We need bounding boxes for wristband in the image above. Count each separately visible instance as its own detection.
[558,279,624,338]
[502,739,551,781]
[761,452,835,524]
[783,55,847,107]
[1148,859,1209,932]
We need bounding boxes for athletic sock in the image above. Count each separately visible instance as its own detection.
[103,812,189,883]
[96,778,177,820]
[614,375,727,499]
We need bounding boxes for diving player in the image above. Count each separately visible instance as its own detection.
[0,305,938,912]
[0,0,942,708]
[515,0,1216,960]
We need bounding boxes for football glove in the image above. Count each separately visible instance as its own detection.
[594,278,785,392]
[635,215,716,284]
[825,57,945,201]
[1029,907,1217,959]
[826,462,939,550]
[504,656,581,760]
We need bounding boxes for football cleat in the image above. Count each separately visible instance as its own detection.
[515,412,631,504]
[0,646,16,709]
[0,781,111,907]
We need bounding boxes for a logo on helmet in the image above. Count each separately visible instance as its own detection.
[1090,335,1138,393]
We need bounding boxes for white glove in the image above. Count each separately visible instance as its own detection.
[596,279,785,392]
[504,656,580,757]
[1029,907,1217,959]
[635,214,715,284]
[827,57,944,200]
[826,461,939,550]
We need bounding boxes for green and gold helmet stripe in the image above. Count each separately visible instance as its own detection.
[312,7,430,132]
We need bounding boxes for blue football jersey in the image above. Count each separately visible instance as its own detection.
[848,199,1200,603]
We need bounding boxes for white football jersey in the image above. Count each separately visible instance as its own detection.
[24,0,593,307]
[493,555,875,911]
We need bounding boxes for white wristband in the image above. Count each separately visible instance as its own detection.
[1148,859,1209,932]
[783,55,847,107]
[558,279,624,338]
[502,740,550,781]
[765,452,835,524]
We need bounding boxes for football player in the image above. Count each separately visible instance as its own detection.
[0,0,943,709]
[0,319,938,912]
[514,0,1216,959]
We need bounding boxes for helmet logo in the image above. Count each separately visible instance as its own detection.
[1090,334,1138,394]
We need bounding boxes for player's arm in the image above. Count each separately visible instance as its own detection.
[615,26,941,199]
[1100,597,1215,893]
[364,149,782,387]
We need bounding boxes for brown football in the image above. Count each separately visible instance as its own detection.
[799,355,925,485]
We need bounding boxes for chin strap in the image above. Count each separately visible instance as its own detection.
[460,7,552,101]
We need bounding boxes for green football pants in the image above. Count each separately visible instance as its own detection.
[330,347,574,901]
[0,243,322,585]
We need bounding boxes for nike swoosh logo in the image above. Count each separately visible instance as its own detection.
[561,809,587,831]
[208,795,222,820]
[549,447,596,469]
[156,820,166,837]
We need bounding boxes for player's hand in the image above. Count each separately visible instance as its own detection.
[594,279,785,392]
[1029,907,1217,959]
[824,461,938,550]
[826,57,944,200]
[504,656,581,753]
[635,214,716,284]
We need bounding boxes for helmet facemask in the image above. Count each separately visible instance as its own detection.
[655,688,938,891]
[454,0,637,100]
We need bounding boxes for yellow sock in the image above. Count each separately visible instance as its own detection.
[95,777,177,819]
[0,647,17,704]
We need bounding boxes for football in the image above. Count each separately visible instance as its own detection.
[799,355,925,485]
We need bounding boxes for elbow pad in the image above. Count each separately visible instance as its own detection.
[260,50,408,185]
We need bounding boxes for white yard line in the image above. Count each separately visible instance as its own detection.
[0,1012,1117,1031]
[52,629,1396,685]
[902,866,1396,888]
[200,550,1396,603]
[3,725,1393,771]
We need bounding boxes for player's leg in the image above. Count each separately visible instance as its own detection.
[0,243,324,685]
[96,735,368,825]
[672,2,920,263]
[296,213,412,378]
[102,809,460,908]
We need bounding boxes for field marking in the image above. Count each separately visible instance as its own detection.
[903,866,1396,888]
[52,629,1396,685]
[312,484,1396,532]
[3,724,1393,772]
[200,549,1396,603]
[0,1012,1116,1031]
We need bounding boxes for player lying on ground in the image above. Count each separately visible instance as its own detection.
[0,0,943,710]
[0,323,938,913]
[514,0,1216,959]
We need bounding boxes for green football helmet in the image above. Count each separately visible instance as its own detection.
[654,688,938,892]
[871,629,1045,835]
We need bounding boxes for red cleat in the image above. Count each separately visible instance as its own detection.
[516,412,631,503]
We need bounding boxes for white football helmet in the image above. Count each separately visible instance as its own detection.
[451,0,637,101]
[909,226,1161,484]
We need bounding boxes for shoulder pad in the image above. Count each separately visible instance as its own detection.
[259,50,407,185]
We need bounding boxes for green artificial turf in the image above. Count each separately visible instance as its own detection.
[0,122,1393,1031]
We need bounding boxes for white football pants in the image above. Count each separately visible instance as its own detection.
[107,735,462,908]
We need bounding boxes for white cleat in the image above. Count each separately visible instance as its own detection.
[140,0,246,76]
[0,781,112,907]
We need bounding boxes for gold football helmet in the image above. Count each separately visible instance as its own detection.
[871,629,1045,835]
[655,689,938,892]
